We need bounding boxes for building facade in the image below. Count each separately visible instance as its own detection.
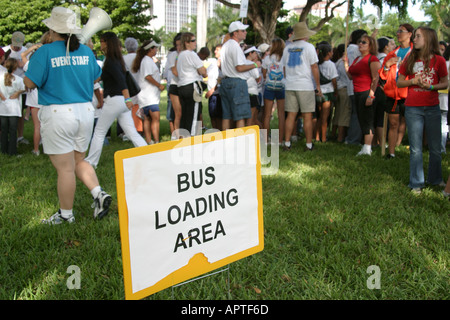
[150,0,222,34]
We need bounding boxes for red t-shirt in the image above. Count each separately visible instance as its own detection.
[348,54,379,93]
[398,55,448,107]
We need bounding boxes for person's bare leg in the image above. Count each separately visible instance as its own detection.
[74,151,99,192]
[49,152,76,211]
[151,110,160,143]
[277,99,285,144]
[303,112,313,144]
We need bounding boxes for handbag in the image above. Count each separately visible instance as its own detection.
[193,81,203,102]
[125,70,141,97]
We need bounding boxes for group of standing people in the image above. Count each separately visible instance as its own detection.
[192,20,450,196]
[2,6,450,228]
[341,25,449,194]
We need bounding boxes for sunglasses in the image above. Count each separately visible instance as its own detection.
[190,39,197,42]
[396,29,409,34]
[358,40,368,45]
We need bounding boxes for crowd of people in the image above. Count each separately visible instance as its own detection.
[1,7,449,226]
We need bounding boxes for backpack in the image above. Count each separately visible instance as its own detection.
[265,61,284,91]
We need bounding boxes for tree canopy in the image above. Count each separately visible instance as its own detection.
[216,0,428,44]
[0,0,153,50]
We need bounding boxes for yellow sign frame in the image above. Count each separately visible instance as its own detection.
[114,126,264,300]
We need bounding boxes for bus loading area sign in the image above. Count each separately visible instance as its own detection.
[115,127,264,300]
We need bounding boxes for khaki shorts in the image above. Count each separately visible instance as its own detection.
[334,87,351,127]
[39,102,95,155]
[285,90,315,113]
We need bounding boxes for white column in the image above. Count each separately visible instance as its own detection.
[196,0,208,49]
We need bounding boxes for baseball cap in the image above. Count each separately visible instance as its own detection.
[229,21,249,33]
[11,31,25,47]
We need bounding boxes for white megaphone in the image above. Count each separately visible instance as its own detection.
[78,7,112,44]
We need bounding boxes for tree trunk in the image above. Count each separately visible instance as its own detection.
[247,0,283,44]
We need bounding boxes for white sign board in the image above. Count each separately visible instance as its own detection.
[240,0,249,18]
[115,127,264,300]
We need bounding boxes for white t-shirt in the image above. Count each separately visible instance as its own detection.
[262,54,285,89]
[281,40,318,91]
[346,44,360,96]
[0,73,25,117]
[3,45,26,78]
[176,50,204,87]
[123,53,136,71]
[207,58,219,93]
[220,39,248,80]
[439,60,449,112]
[319,60,338,94]
[23,60,39,108]
[245,59,260,95]
[136,55,161,107]
[165,50,178,85]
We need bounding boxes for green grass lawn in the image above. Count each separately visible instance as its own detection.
[0,92,449,300]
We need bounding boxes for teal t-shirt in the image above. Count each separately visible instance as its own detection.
[25,41,102,106]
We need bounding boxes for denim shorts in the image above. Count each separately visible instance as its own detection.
[142,104,160,116]
[208,93,222,118]
[264,88,285,101]
[219,77,251,120]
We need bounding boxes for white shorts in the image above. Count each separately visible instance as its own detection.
[38,102,95,155]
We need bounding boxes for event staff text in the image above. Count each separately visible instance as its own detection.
[154,167,239,253]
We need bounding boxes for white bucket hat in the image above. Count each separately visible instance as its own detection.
[42,7,82,35]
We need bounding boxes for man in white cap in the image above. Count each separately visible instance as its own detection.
[280,21,321,151]
[219,21,261,129]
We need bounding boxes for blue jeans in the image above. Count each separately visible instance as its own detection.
[404,105,443,189]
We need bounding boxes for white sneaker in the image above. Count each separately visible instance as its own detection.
[356,149,371,156]
[92,191,112,219]
[17,137,30,145]
[42,210,75,225]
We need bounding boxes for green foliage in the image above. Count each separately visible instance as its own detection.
[420,0,450,42]
[0,0,56,46]
[0,0,152,50]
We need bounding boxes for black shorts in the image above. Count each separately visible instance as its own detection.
[168,84,179,96]
[249,94,260,109]
[385,97,405,115]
